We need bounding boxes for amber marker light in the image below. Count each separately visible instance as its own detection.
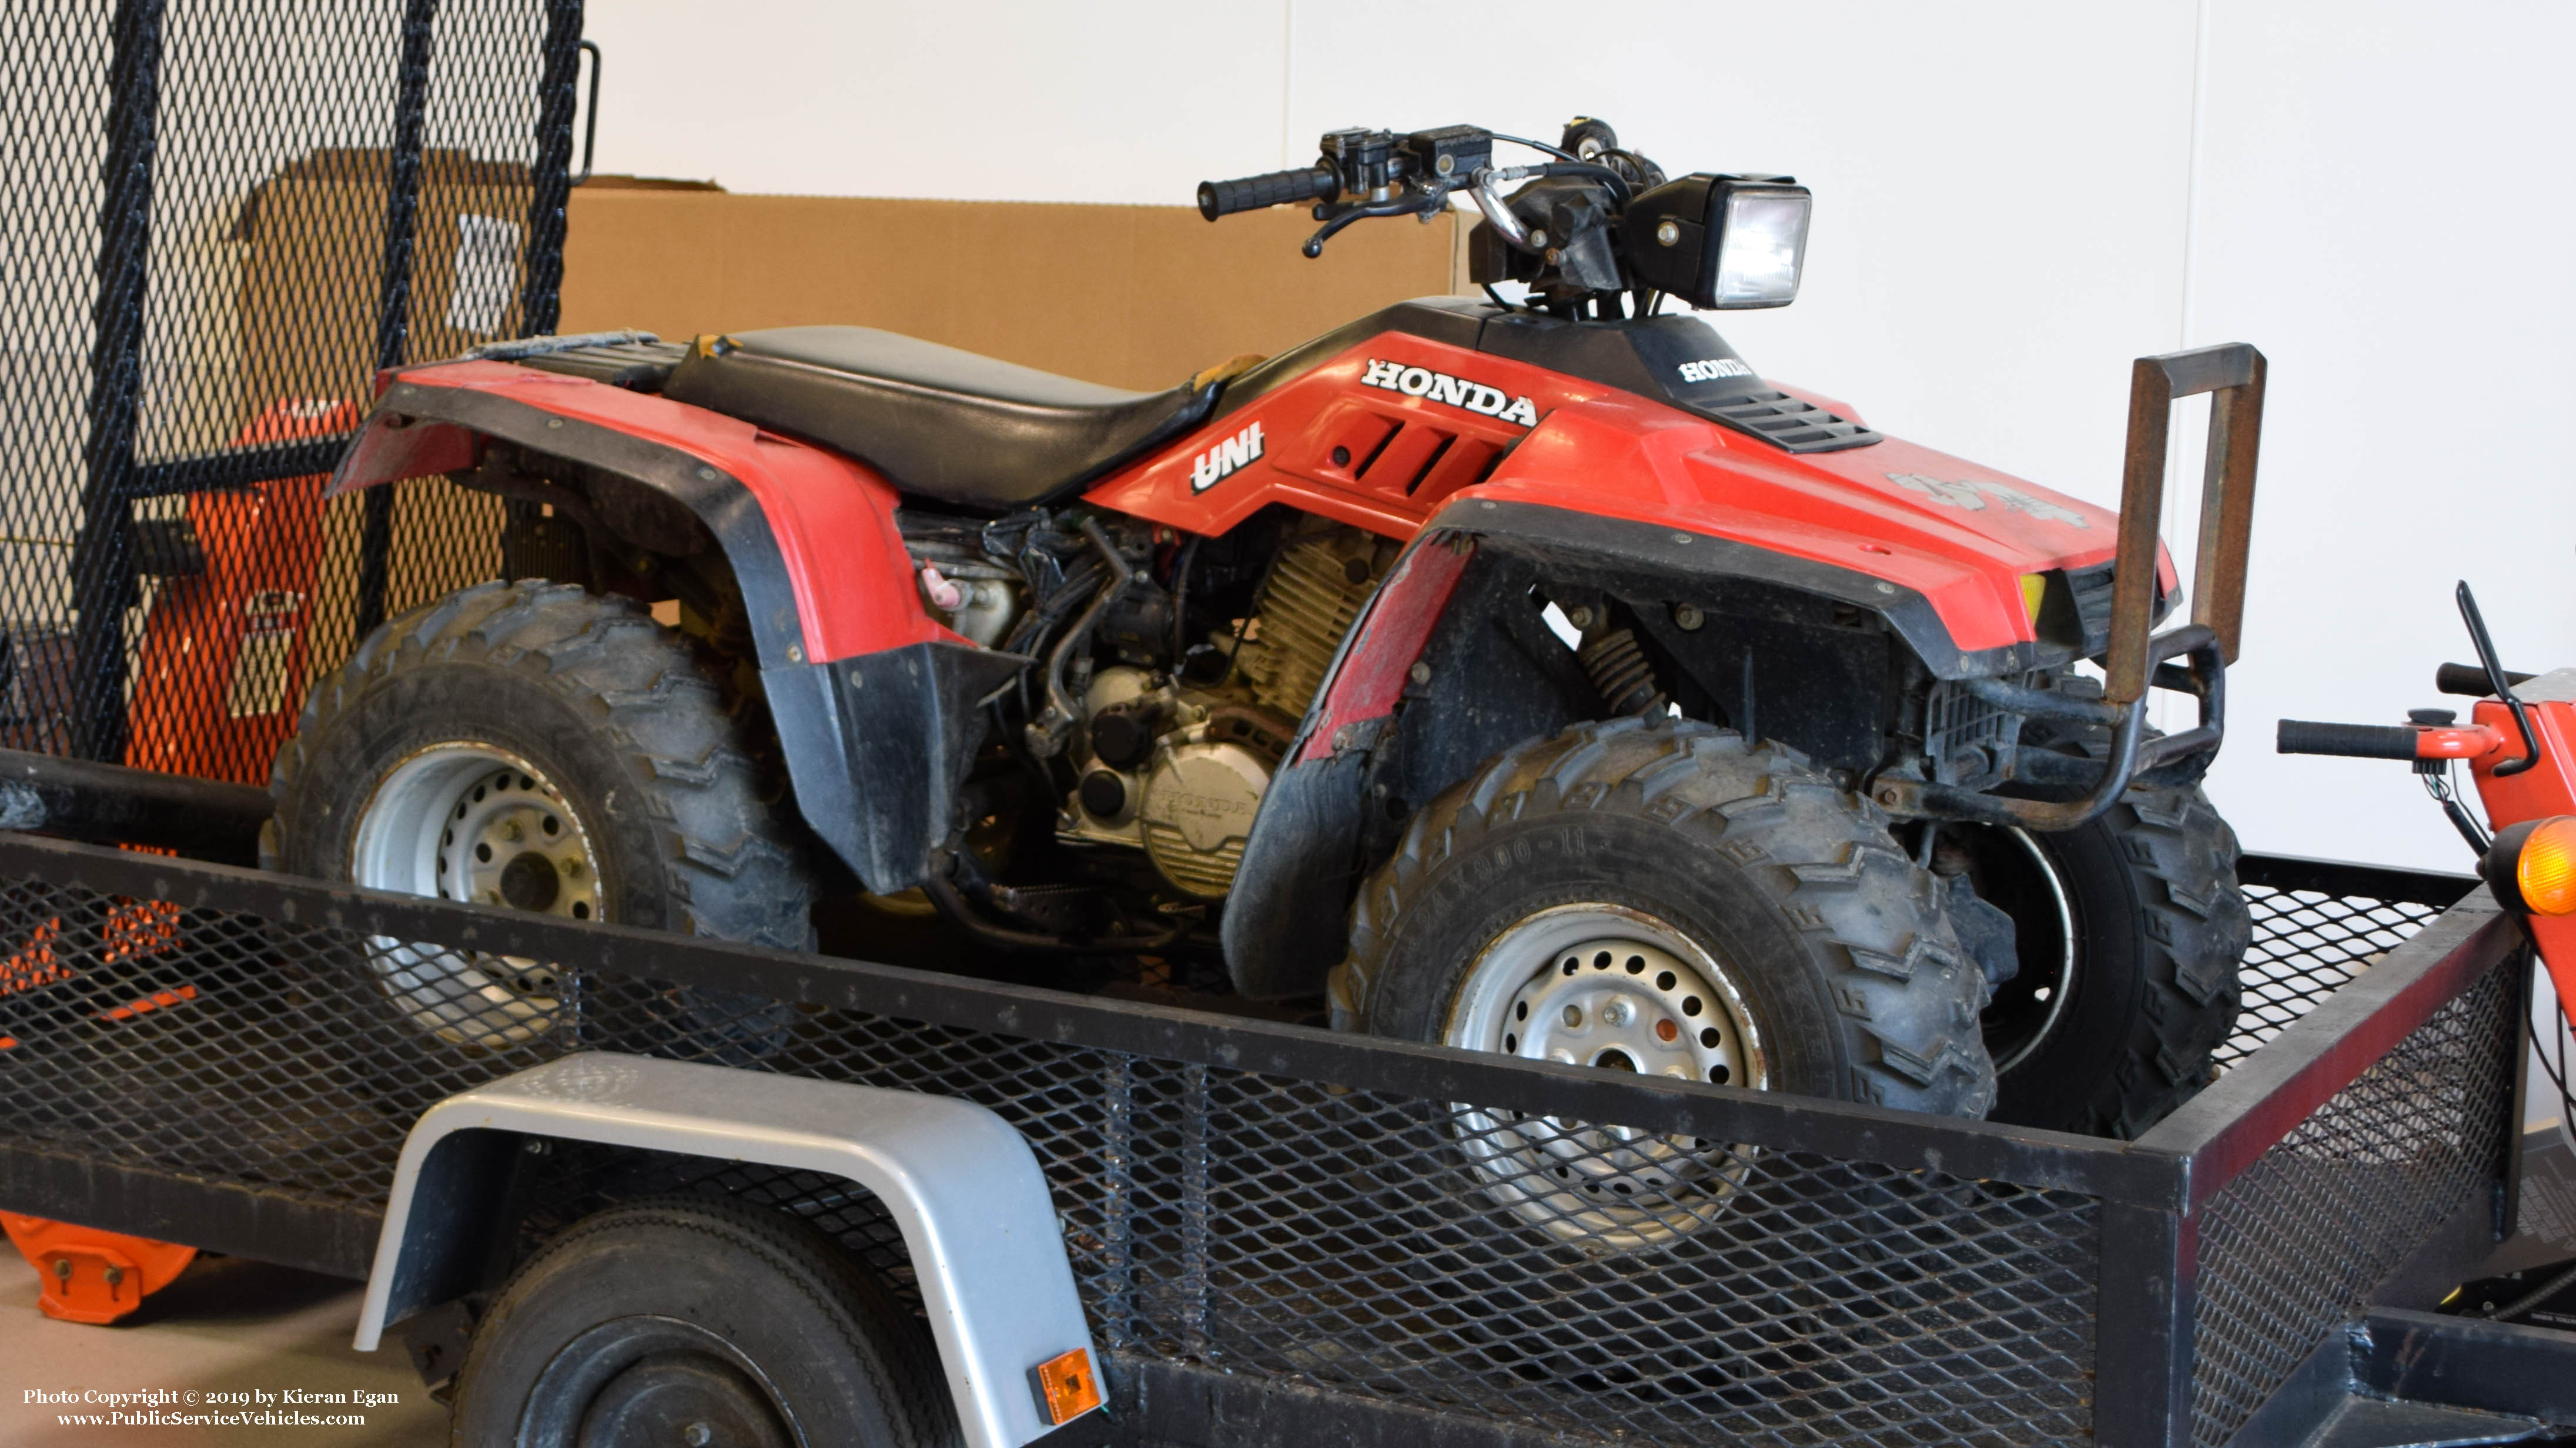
[1037,1347,1103,1425]
[2516,817,2576,916]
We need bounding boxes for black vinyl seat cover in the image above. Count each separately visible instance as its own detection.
[661,326,1214,510]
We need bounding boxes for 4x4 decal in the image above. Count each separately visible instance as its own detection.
[1361,358,1539,427]
[1886,471,2092,528]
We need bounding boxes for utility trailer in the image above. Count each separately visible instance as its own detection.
[0,832,2568,1447]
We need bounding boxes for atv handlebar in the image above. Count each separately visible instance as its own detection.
[1197,165,1339,222]
[2276,719,2421,760]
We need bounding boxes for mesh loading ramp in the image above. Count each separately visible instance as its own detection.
[0,837,2552,1448]
[0,0,579,782]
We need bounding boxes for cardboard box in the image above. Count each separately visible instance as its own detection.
[237,174,1468,679]
[235,148,538,415]
[558,186,1474,392]
[233,148,528,675]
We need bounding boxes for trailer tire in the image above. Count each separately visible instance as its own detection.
[267,580,811,1050]
[451,1193,954,1448]
[1333,717,1995,1243]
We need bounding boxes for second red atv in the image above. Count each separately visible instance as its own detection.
[287,118,2261,1231]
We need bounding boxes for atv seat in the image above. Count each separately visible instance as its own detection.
[661,326,1214,510]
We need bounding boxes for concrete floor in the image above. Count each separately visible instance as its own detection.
[0,1251,444,1446]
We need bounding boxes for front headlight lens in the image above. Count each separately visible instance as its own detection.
[1711,190,1810,307]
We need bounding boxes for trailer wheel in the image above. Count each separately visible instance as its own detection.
[451,1194,953,1448]
[266,580,812,1049]
[1951,785,2248,1138]
[1333,717,1995,1248]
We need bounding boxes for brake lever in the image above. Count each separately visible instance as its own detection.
[1301,193,1440,258]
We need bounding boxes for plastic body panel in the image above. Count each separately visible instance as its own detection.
[1084,311,2157,665]
[334,360,956,668]
[356,1052,1094,1448]
[327,306,2192,896]
[327,363,1003,891]
[344,307,2162,674]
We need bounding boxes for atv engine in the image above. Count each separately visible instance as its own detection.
[1061,519,1396,899]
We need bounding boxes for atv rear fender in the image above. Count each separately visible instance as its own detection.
[329,361,1019,892]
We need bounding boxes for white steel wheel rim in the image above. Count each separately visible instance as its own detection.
[350,743,603,1048]
[1447,903,1771,1249]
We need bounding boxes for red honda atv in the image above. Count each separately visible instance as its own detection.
[284,118,2260,1178]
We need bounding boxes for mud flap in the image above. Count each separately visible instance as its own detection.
[1223,745,1374,1001]
[765,641,1026,894]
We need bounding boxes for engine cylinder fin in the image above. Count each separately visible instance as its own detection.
[1235,526,1386,719]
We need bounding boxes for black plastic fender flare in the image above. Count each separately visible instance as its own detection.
[1223,497,2005,1001]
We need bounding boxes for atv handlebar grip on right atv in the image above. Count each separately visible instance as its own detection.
[2436,661,2535,697]
[2276,719,2421,760]
[1197,165,1339,221]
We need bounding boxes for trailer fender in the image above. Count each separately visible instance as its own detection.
[330,363,1020,891]
[356,1052,1094,1448]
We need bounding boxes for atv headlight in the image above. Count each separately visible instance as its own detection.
[1625,174,1812,310]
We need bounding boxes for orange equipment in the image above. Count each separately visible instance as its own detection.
[1,398,348,1322]
[125,397,353,784]
[0,1213,197,1324]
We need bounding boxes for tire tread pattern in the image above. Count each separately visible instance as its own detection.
[453,1193,954,1447]
[2079,784,2249,1137]
[264,580,812,951]
[1339,717,1996,1116]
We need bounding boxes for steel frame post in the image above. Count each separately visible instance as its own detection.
[67,0,169,763]
[2104,344,2266,705]
[2095,1186,2197,1448]
[518,0,584,340]
[352,0,441,644]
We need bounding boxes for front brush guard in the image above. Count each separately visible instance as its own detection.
[1879,341,2264,832]
[1879,624,2223,830]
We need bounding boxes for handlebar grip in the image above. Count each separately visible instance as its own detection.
[2276,719,2420,760]
[2435,661,2534,698]
[1197,166,1337,221]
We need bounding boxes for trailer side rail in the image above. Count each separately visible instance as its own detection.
[0,838,2524,1448]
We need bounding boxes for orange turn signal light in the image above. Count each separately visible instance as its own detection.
[2515,817,2576,916]
[1036,1347,1103,1425]
[2485,816,2576,917]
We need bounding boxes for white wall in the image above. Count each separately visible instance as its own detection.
[578,0,2575,877]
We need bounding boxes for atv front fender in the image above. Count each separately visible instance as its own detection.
[1221,498,2187,1001]
[329,361,1013,892]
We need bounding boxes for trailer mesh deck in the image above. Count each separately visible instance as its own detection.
[0,843,2515,1448]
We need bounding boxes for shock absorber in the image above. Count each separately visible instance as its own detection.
[1579,628,1662,715]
